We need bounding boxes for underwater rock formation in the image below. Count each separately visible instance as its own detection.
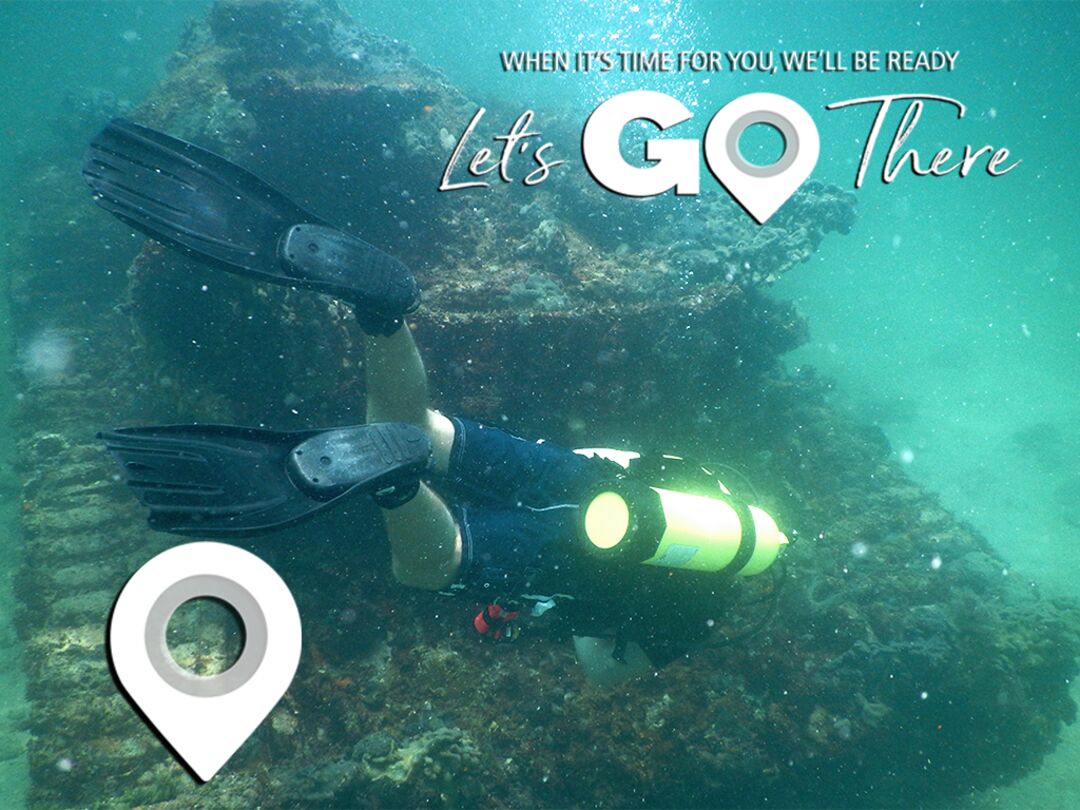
[275,725,483,806]
[101,0,852,426]
[4,1,1078,808]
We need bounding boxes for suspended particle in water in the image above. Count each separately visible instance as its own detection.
[121,30,140,43]
[19,329,74,380]
[851,541,869,559]
[930,555,942,570]
[56,757,74,772]
[899,448,915,464]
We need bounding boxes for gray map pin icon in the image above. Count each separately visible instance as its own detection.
[110,542,301,781]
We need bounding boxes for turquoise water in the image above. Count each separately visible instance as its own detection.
[1,0,1077,807]
[0,239,27,810]
[358,3,1080,804]
[0,5,202,805]
[0,4,203,807]
[350,0,1080,592]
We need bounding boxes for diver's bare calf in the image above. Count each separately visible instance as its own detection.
[364,325,462,590]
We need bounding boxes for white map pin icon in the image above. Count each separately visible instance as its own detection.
[704,92,820,224]
[109,542,302,781]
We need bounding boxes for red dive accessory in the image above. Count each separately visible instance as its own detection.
[473,602,520,642]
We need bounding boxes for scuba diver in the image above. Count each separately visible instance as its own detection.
[84,119,788,683]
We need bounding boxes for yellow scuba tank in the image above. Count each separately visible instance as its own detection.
[574,450,787,576]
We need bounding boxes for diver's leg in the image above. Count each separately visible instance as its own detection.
[383,482,461,590]
[364,324,460,590]
[364,325,454,472]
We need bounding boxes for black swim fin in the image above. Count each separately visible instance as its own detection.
[98,421,431,536]
[83,118,420,335]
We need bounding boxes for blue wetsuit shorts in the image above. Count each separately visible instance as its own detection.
[431,417,619,598]
[431,418,727,666]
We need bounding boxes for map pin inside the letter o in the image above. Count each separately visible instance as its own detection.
[704,93,820,224]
